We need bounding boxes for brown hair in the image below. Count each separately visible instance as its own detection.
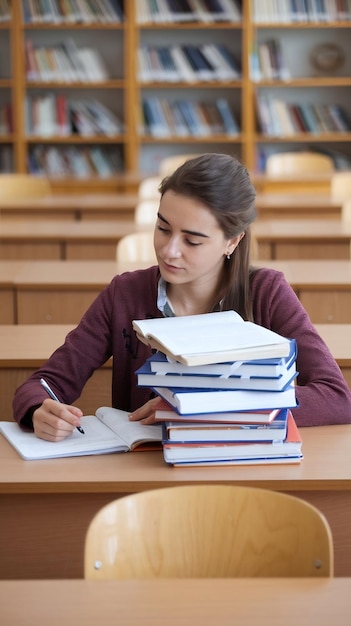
[159,153,257,320]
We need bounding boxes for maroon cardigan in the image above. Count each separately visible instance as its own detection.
[13,265,351,428]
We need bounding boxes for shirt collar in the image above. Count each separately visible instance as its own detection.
[157,277,175,317]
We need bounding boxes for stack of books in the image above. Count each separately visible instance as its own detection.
[133,311,302,467]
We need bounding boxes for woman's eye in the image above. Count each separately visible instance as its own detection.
[186,239,201,246]
[157,225,169,234]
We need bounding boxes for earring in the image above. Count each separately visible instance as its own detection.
[226,253,231,260]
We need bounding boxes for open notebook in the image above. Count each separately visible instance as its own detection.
[0,407,162,460]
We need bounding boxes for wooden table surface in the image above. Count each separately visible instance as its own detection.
[1,425,351,578]
[1,578,351,625]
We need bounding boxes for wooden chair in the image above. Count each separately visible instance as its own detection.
[115,231,156,264]
[134,199,159,226]
[84,484,333,579]
[159,153,199,177]
[0,174,52,199]
[330,171,351,201]
[265,152,334,176]
[138,175,162,201]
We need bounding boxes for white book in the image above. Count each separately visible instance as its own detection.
[187,0,212,23]
[154,403,282,424]
[136,358,297,392]
[132,310,292,367]
[62,38,88,81]
[153,383,297,415]
[85,99,123,135]
[169,45,198,83]
[0,408,162,460]
[149,341,297,378]
[163,408,289,443]
[200,43,233,80]
[38,93,57,136]
[77,47,109,81]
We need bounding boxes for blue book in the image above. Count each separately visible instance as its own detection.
[136,358,298,392]
[152,384,298,415]
[162,408,289,444]
[147,339,297,378]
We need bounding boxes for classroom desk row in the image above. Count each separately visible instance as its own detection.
[0,192,342,221]
[2,579,351,625]
[2,218,351,261]
[1,259,351,324]
[1,422,351,579]
[1,322,349,420]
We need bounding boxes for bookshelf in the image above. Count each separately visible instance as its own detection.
[1,1,351,191]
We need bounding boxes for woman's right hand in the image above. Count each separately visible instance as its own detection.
[33,398,83,442]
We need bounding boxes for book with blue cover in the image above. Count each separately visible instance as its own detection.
[152,383,298,415]
[136,358,298,392]
[148,339,297,378]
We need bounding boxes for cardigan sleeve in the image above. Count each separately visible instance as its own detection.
[251,268,351,427]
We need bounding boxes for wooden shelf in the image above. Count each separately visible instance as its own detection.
[0,1,349,189]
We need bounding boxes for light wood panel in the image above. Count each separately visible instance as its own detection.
[1,579,351,626]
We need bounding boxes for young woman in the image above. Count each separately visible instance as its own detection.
[13,153,351,440]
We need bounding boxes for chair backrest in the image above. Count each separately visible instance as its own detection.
[330,171,351,201]
[0,174,52,199]
[159,153,199,177]
[138,176,162,201]
[134,199,159,226]
[116,231,156,264]
[265,152,334,176]
[84,484,333,579]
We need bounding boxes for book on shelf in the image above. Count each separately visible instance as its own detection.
[0,407,162,461]
[136,356,298,392]
[163,411,302,465]
[152,383,298,415]
[148,339,297,378]
[162,407,289,443]
[154,401,282,424]
[215,98,239,135]
[132,310,292,367]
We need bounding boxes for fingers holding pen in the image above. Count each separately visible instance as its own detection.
[33,399,83,442]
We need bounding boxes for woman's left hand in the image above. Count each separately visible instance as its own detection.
[128,396,163,425]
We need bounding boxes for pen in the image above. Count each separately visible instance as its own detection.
[40,378,85,435]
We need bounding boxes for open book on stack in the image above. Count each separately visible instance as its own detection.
[133,311,302,466]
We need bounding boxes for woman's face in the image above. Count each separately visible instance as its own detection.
[154,190,242,288]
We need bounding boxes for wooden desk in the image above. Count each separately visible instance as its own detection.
[255,193,342,220]
[0,219,140,260]
[0,191,340,222]
[253,219,351,260]
[0,324,111,418]
[3,258,351,324]
[315,324,351,387]
[0,261,26,323]
[2,218,351,263]
[0,193,139,220]
[14,260,118,323]
[1,424,351,579]
[1,579,351,625]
